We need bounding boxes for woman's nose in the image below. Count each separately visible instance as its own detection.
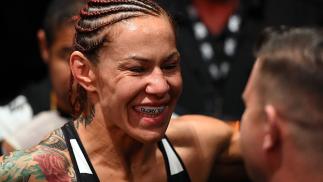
[145,69,170,97]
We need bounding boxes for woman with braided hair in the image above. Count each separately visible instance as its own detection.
[0,0,247,181]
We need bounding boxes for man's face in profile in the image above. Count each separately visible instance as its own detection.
[48,24,75,111]
[240,60,268,181]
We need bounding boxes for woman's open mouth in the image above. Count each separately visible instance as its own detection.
[134,106,165,117]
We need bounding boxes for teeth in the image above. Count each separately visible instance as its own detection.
[136,106,165,115]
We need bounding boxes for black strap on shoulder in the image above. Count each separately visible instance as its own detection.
[158,139,171,180]
[61,122,100,182]
[158,136,191,182]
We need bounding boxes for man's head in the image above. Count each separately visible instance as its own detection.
[240,27,323,181]
[37,0,85,113]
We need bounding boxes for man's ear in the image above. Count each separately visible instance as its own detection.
[70,51,97,92]
[263,105,280,151]
[37,29,49,63]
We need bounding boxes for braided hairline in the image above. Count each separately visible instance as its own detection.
[88,0,161,14]
[71,0,165,120]
[77,9,155,32]
[81,5,158,18]
[75,0,163,51]
[87,0,160,15]
[74,13,143,52]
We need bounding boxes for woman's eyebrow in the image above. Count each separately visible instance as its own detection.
[124,51,180,62]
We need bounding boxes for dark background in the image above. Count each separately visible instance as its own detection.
[1,0,322,106]
[1,1,49,105]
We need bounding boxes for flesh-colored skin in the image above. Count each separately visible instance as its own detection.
[240,60,268,181]
[0,15,245,182]
[38,25,74,114]
[0,116,240,182]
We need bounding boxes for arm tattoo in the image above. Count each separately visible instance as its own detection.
[0,129,77,182]
[39,129,67,151]
[0,150,46,181]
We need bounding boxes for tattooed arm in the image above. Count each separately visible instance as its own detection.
[0,149,46,182]
[0,129,76,182]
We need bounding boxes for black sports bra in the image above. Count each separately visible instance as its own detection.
[61,122,191,182]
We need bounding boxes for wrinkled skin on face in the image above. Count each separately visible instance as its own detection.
[93,15,182,143]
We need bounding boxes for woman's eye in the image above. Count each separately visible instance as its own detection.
[162,62,178,70]
[129,66,145,73]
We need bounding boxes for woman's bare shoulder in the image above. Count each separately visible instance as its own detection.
[167,114,233,146]
[0,129,76,182]
[166,114,236,181]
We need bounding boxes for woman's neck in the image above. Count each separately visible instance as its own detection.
[192,0,239,35]
[75,115,158,171]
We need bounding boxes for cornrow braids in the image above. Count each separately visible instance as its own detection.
[70,0,170,122]
[74,0,164,58]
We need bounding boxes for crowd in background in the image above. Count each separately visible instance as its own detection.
[2,0,323,115]
[0,0,323,181]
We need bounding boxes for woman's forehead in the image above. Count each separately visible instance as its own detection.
[102,15,174,47]
[110,15,171,35]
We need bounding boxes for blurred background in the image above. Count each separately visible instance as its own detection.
[1,1,49,104]
[1,0,322,117]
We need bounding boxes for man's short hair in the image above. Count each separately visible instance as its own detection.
[43,0,85,46]
[254,27,323,153]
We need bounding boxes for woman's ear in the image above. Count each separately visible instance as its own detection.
[70,51,97,92]
[37,29,49,63]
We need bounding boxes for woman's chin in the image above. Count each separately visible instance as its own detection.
[134,128,167,144]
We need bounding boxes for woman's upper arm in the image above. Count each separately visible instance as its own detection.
[168,115,236,180]
[169,115,250,181]
[0,150,46,181]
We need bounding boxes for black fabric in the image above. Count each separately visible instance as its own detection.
[157,0,264,120]
[158,137,191,182]
[21,77,51,115]
[61,122,100,182]
[158,0,323,120]
[0,0,48,105]
[61,122,190,182]
[263,0,323,27]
